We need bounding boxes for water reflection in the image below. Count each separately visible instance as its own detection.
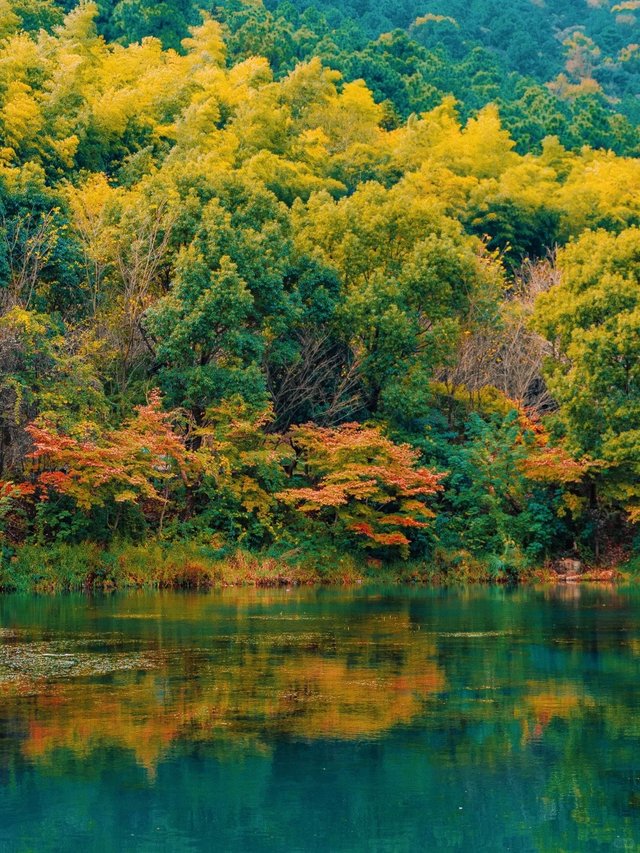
[0,601,446,770]
[1,586,640,851]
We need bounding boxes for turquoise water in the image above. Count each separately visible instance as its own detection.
[1,585,640,851]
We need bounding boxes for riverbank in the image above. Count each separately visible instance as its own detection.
[0,542,626,593]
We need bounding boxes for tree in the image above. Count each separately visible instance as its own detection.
[110,0,198,51]
[0,307,106,479]
[0,479,33,544]
[294,180,502,417]
[279,422,443,555]
[186,397,290,544]
[27,390,190,531]
[144,246,265,421]
[421,408,585,571]
[534,227,640,525]
[144,177,304,420]
[444,257,557,414]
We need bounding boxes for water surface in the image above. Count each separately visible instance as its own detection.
[1,585,640,851]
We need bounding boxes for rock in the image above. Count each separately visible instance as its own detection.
[555,558,583,575]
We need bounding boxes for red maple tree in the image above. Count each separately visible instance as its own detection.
[27,391,191,522]
[278,422,443,554]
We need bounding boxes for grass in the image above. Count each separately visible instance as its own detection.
[0,543,315,593]
[0,541,625,593]
[616,553,640,582]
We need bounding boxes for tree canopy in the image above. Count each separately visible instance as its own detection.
[0,0,638,575]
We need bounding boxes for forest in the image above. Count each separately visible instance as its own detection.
[0,0,639,588]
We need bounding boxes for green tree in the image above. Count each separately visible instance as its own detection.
[534,227,640,525]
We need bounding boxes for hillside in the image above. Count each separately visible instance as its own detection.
[6,0,640,152]
[0,0,639,584]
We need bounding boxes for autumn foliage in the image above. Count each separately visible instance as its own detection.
[279,423,443,552]
[0,1,637,572]
[27,391,190,517]
[0,480,34,525]
[516,408,589,485]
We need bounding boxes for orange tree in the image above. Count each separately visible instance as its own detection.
[26,391,191,535]
[278,422,443,557]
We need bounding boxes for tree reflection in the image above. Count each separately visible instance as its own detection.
[0,610,446,771]
[1,584,640,853]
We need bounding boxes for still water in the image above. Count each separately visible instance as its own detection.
[0,585,639,852]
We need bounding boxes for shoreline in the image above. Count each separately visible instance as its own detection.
[0,542,625,594]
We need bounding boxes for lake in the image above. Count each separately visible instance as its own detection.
[0,585,639,851]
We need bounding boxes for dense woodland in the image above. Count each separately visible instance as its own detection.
[0,0,639,583]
